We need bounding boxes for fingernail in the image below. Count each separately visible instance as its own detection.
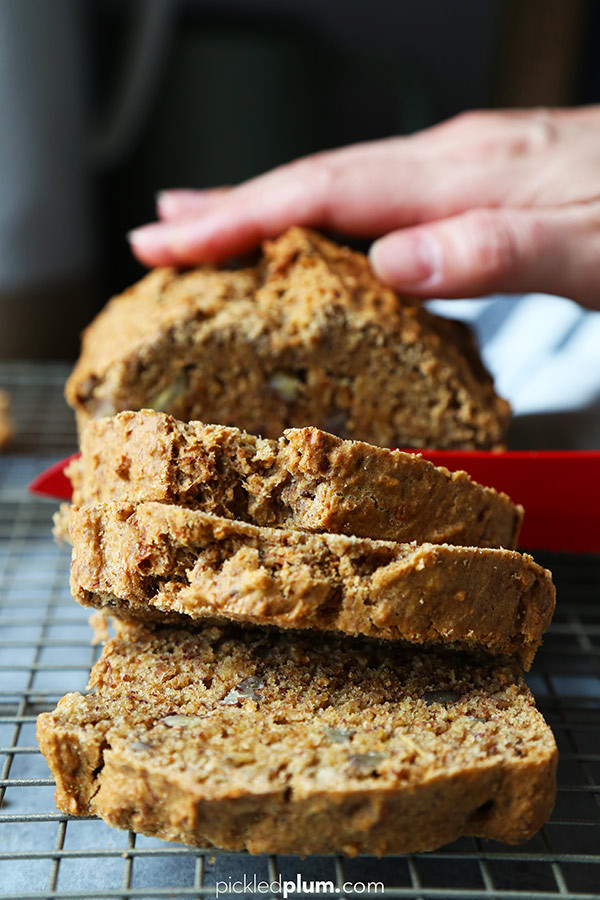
[157,189,226,223]
[127,224,161,246]
[127,224,178,265]
[155,191,172,218]
[156,189,207,219]
[370,231,441,286]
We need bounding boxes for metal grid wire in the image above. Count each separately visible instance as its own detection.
[0,362,599,900]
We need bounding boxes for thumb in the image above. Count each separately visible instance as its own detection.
[369,205,600,308]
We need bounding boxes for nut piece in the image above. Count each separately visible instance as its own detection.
[148,370,188,412]
[161,714,206,727]
[268,371,301,403]
[423,690,461,706]
[323,726,355,743]
[349,752,387,773]
[220,675,265,706]
[91,397,117,418]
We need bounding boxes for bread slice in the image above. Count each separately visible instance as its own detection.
[68,501,554,667]
[65,228,509,448]
[37,621,557,856]
[68,410,522,548]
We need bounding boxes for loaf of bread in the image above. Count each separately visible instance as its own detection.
[36,621,557,856]
[68,501,554,667]
[41,225,559,857]
[65,228,510,448]
[68,410,522,548]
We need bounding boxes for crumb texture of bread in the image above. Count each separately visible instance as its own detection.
[68,501,555,667]
[36,623,557,855]
[69,410,523,548]
[65,228,510,449]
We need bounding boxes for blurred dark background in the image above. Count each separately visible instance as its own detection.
[1,0,599,359]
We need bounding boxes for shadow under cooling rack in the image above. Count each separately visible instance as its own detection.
[0,363,599,900]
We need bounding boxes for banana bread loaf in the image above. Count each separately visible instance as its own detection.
[65,228,510,448]
[68,410,522,548]
[37,621,557,856]
[68,501,554,667]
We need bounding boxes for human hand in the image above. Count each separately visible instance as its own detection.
[128,106,600,308]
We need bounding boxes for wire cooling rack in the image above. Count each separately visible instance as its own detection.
[0,362,599,900]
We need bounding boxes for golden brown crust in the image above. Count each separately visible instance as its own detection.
[36,623,557,855]
[69,410,522,548]
[0,390,14,450]
[66,228,510,449]
[68,501,554,667]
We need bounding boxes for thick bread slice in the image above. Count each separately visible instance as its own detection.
[69,502,554,667]
[37,622,557,856]
[68,410,522,548]
[65,227,509,448]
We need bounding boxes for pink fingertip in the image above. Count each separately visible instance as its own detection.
[127,225,180,267]
[156,189,207,220]
[156,187,233,221]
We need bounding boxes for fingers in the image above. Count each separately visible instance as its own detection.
[369,204,600,307]
[128,143,499,266]
[157,188,231,221]
[128,108,599,271]
[130,148,406,265]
